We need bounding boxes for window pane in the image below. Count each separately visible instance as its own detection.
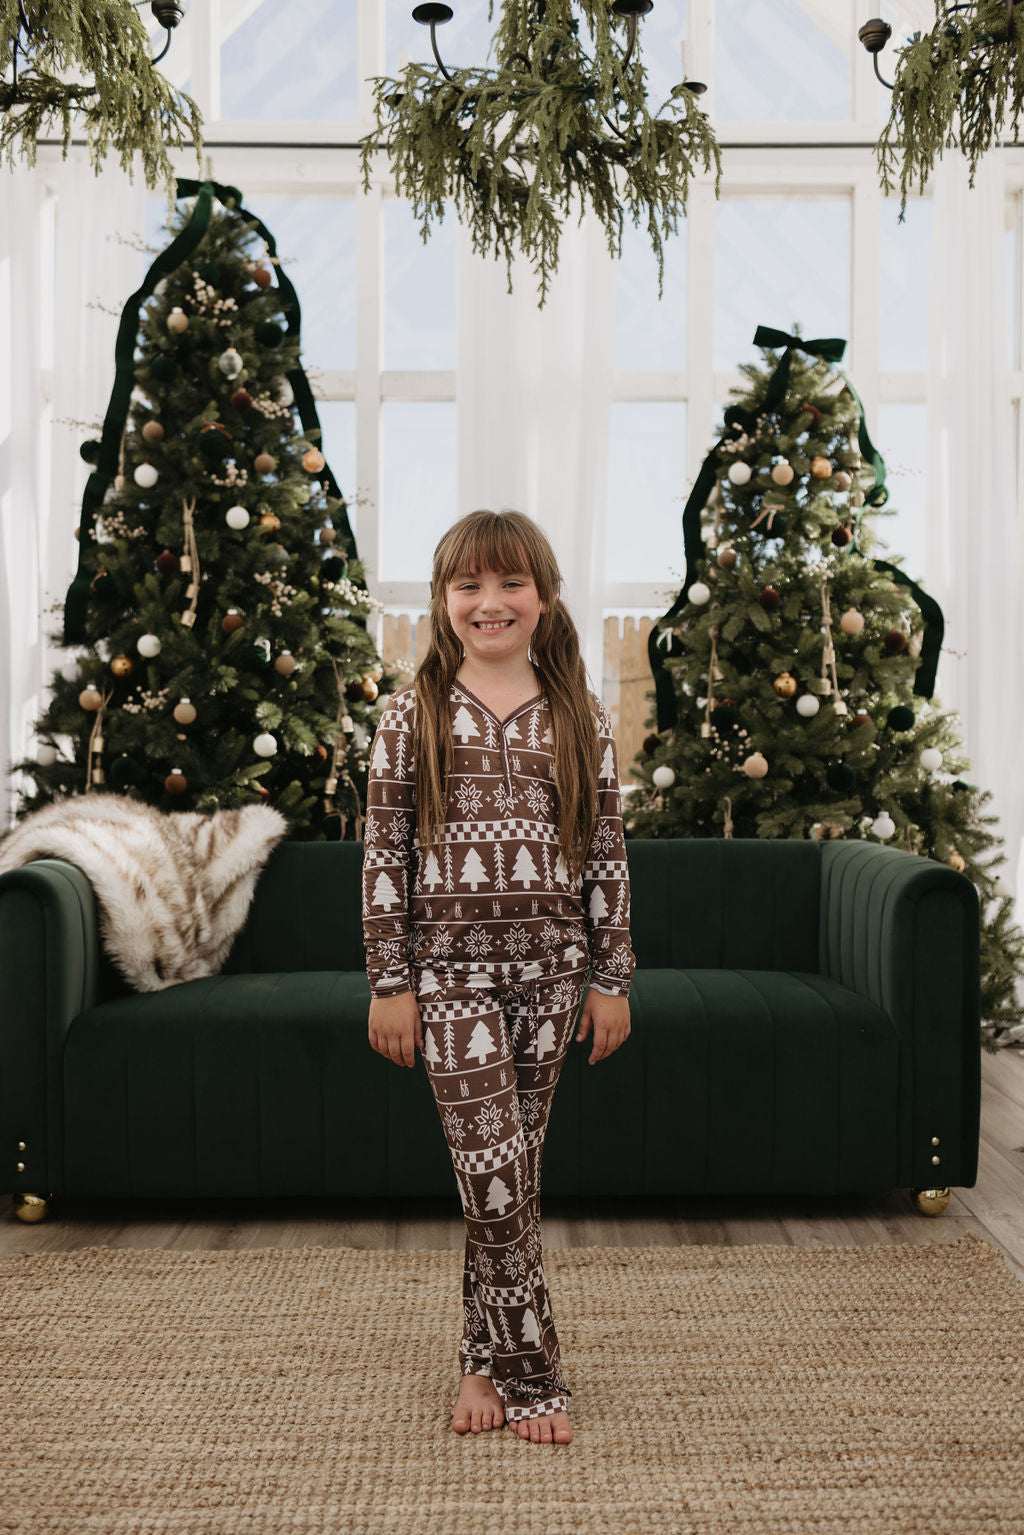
[313,400,358,539]
[220,0,358,120]
[379,403,456,580]
[715,0,850,121]
[606,403,688,585]
[384,199,456,370]
[1006,206,1017,372]
[715,197,850,373]
[242,197,356,371]
[874,403,927,581]
[614,215,687,371]
[879,196,931,372]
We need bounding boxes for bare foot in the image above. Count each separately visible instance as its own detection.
[452,1374,505,1433]
[510,1410,572,1444]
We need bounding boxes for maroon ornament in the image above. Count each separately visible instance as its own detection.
[230,388,254,412]
[758,585,781,612]
[851,712,873,727]
[253,266,273,289]
[884,629,908,653]
[831,525,853,548]
[155,548,179,576]
[642,733,662,755]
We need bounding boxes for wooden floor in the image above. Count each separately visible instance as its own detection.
[4,1047,1024,1286]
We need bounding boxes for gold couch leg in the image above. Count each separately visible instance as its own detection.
[910,1186,951,1216]
[12,1193,52,1223]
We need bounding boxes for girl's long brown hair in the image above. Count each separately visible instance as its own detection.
[413,509,600,880]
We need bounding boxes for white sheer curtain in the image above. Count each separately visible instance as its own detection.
[455,206,618,692]
[925,150,1024,899]
[0,155,145,827]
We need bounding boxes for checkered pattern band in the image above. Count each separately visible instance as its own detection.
[451,1130,525,1177]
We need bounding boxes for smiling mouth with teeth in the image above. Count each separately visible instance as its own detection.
[474,620,513,630]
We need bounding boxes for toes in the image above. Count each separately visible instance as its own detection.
[539,1418,554,1442]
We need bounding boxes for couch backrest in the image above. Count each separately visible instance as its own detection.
[626,838,822,971]
[226,837,823,975]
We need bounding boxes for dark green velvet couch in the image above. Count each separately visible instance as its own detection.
[0,837,980,1222]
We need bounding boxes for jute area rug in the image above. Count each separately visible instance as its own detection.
[3,1230,1023,1535]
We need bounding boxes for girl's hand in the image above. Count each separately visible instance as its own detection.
[576,990,631,1065]
[369,990,424,1068]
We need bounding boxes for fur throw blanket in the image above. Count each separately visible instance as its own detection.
[0,795,288,992]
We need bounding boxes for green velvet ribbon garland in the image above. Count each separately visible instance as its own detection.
[647,324,944,732]
[64,178,360,644]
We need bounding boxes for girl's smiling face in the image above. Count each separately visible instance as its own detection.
[446,566,547,666]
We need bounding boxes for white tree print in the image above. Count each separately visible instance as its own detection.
[422,850,443,891]
[504,718,522,741]
[419,969,441,997]
[534,1018,557,1061]
[460,847,488,889]
[589,884,608,921]
[494,842,507,891]
[467,1019,498,1063]
[512,846,539,887]
[444,1019,456,1070]
[453,705,480,743]
[599,742,615,781]
[554,851,569,885]
[486,1174,513,1216]
[521,1308,541,1348]
[371,735,390,776]
[372,871,400,910]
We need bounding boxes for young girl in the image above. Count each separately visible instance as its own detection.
[362,509,634,1446]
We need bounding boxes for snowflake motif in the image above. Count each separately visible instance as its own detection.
[539,921,562,952]
[363,813,382,842]
[552,978,578,1011]
[388,812,410,845]
[503,1248,528,1284]
[592,819,616,856]
[504,923,530,958]
[520,1093,541,1129]
[455,780,484,817]
[443,1106,465,1147]
[524,782,550,817]
[474,1100,504,1142]
[609,943,633,974]
[475,1248,494,1282]
[492,783,517,816]
[377,938,405,966]
[525,1227,540,1265]
[431,925,453,956]
[408,928,427,956]
[466,926,493,959]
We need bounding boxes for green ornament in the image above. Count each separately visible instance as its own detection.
[256,321,284,348]
[150,353,178,383]
[887,705,915,731]
[109,754,146,789]
[79,439,102,465]
[826,762,856,792]
[710,703,740,732]
[197,423,232,460]
[196,260,221,285]
[320,554,345,583]
[240,643,272,671]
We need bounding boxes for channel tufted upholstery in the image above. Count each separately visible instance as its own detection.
[0,838,980,1208]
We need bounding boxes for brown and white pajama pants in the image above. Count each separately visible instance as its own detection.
[414,958,591,1423]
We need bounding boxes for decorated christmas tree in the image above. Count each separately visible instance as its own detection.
[625,325,1024,1044]
[11,180,394,839]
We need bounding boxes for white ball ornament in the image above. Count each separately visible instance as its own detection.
[217,347,244,379]
[839,609,865,635]
[727,461,752,486]
[652,764,676,789]
[920,747,943,772]
[275,377,294,406]
[743,752,769,779]
[253,732,278,758]
[795,694,821,718]
[687,581,711,606]
[133,463,159,488]
[225,505,250,530]
[871,812,896,840]
[137,632,162,658]
[36,743,58,766]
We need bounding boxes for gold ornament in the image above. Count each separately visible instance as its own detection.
[716,547,737,571]
[165,769,188,795]
[173,699,197,725]
[253,452,276,474]
[361,676,379,702]
[166,308,189,335]
[773,672,797,698]
[79,685,102,711]
[302,447,326,473]
[274,651,297,676]
[110,654,133,678]
[810,456,834,479]
[141,419,165,443]
[770,460,794,486]
[222,609,244,634]
[259,511,281,532]
[319,526,337,545]
[947,850,966,873]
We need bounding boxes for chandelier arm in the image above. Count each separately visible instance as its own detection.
[151,27,173,64]
[428,20,454,83]
[873,52,894,92]
[621,13,638,71]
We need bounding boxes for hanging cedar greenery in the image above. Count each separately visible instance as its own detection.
[0,0,203,192]
[874,0,1021,217]
[359,0,722,309]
